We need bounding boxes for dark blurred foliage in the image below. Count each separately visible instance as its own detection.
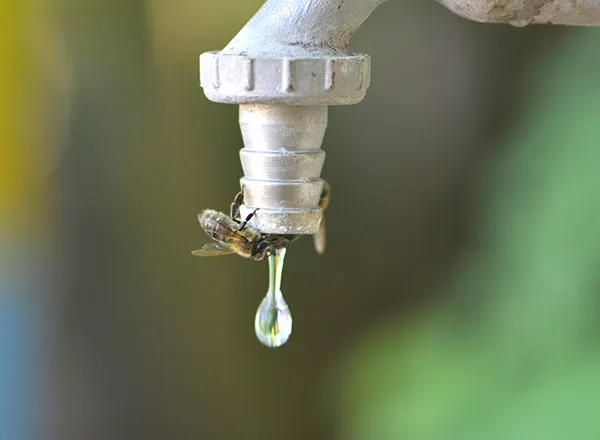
[3,0,600,439]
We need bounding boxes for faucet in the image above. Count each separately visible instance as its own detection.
[199,0,600,236]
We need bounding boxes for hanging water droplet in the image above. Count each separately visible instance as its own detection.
[255,247,292,348]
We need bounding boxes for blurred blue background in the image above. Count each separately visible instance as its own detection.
[3,0,600,439]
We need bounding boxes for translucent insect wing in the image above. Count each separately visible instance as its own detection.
[313,216,326,255]
[191,242,236,257]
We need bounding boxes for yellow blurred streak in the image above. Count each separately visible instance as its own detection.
[0,1,45,232]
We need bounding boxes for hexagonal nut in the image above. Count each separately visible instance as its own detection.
[199,52,371,106]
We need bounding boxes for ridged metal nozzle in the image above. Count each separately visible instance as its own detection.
[238,105,327,234]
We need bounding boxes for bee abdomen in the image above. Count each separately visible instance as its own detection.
[198,209,222,229]
[198,210,232,237]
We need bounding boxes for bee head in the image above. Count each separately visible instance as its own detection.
[253,236,289,261]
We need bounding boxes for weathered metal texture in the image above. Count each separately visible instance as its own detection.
[436,0,600,26]
[200,0,386,235]
[200,53,370,105]
[220,0,388,58]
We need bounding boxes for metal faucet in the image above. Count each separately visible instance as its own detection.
[199,0,600,236]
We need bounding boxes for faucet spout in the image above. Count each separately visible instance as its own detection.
[199,0,386,235]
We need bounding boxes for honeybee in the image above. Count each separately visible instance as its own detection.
[192,181,331,260]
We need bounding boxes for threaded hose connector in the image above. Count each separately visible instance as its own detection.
[200,52,371,235]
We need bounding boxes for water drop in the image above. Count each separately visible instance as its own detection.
[254,247,292,347]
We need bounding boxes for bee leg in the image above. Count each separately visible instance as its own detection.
[238,208,258,231]
[230,189,244,222]
[319,181,331,210]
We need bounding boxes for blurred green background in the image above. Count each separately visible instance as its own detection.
[3,0,600,439]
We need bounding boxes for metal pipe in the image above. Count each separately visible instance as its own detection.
[220,0,388,57]
[199,0,386,235]
[435,0,600,26]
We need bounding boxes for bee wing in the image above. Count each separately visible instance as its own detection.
[313,214,326,255]
[191,242,236,257]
